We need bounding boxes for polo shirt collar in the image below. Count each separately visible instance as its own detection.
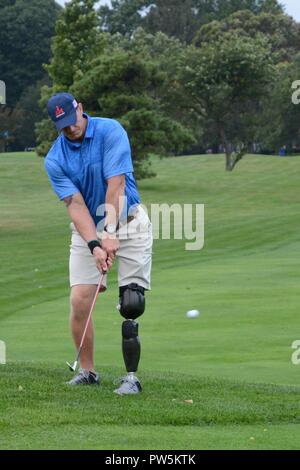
[62,113,94,147]
[84,113,94,139]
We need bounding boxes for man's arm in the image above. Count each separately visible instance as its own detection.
[64,192,111,273]
[104,175,125,227]
[100,175,125,259]
[101,121,133,258]
[64,192,98,241]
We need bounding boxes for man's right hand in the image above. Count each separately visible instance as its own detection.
[93,247,112,274]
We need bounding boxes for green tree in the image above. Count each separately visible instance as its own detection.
[71,48,195,179]
[179,33,275,170]
[194,9,300,60]
[37,1,195,179]
[0,0,61,106]
[36,0,106,158]
[194,0,283,22]
[13,78,49,151]
[258,56,300,152]
[100,0,201,41]
[99,0,149,36]
[46,0,105,89]
[0,105,24,152]
[143,0,200,44]
[98,0,284,43]
[107,28,202,139]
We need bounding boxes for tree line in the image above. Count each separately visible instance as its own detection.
[1,0,300,176]
[0,0,61,152]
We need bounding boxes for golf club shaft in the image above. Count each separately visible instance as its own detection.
[75,272,106,363]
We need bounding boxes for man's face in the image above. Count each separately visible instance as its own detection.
[62,103,87,141]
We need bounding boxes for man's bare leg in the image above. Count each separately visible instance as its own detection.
[70,284,98,373]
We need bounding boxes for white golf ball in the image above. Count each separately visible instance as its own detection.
[186,309,200,318]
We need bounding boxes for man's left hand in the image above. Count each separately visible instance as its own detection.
[100,233,120,260]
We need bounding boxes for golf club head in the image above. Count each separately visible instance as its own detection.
[66,361,78,372]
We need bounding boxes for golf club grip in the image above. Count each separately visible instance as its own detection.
[102,256,109,275]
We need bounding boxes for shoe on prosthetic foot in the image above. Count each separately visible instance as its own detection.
[114,373,142,395]
[115,320,142,395]
[66,368,100,386]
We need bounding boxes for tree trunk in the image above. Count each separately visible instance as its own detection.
[225,153,233,171]
[218,123,233,171]
[231,150,245,171]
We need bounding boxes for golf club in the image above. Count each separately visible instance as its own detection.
[66,271,106,372]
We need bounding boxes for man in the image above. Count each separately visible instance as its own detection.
[45,92,152,395]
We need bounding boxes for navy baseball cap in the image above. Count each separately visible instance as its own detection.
[47,92,78,131]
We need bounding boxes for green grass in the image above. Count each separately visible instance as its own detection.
[0,151,300,449]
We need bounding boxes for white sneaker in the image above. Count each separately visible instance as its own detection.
[113,374,142,395]
[66,368,100,386]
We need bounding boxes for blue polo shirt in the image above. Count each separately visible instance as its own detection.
[45,114,140,229]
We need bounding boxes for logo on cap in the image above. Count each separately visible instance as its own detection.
[55,106,65,119]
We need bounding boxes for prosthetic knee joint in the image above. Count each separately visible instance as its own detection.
[119,283,145,373]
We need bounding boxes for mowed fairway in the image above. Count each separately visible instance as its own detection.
[0,151,300,450]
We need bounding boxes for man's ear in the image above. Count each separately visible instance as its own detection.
[77,102,83,114]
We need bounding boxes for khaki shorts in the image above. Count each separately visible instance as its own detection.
[69,205,153,290]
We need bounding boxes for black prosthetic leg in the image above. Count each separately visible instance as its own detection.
[119,283,145,373]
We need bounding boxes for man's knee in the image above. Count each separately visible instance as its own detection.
[119,283,145,320]
[71,286,96,318]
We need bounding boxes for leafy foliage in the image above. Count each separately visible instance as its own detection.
[180,32,275,170]
[106,28,202,140]
[98,0,284,43]
[71,47,195,178]
[258,56,300,152]
[99,0,150,36]
[143,0,200,44]
[36,1,195,179]
[46,0,106,89]
[194,9,300,61]
[34,0,300,175]
[36,0,107,160]
[0,0,60,106]
[0,105,24,151]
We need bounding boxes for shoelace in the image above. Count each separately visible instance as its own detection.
[74,370,95,383]
[113,376,138,386]
[78,368,88,376]
[113,376,125,385]
[79,369,97,379]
